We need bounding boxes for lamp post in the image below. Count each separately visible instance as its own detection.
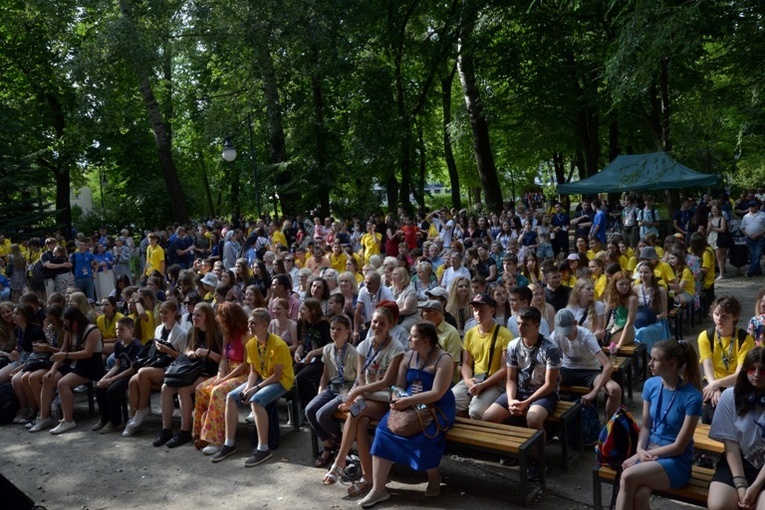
[221,137,241,223]
[222,137,237,162]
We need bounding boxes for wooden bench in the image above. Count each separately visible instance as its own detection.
[560,356,633,405]
[592,422,723,509]
[311,411,546,505]
[616,343,647,385]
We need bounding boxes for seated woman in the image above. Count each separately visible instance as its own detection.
[268,298,297,353]
[604,272,637,349]
[97,296,124,358]
[530,282,556,330]
[361,321,455,507]
[93,316,143,433]
[633,261,671,350]
[193,301,248,455]
[707,347,765,510]
[588,258,608,302]
[293,298,331,414]
[306,315,359,468]
[122,300,187,437]
[126,287,156,345]
[30,306,105,434]
[8,304,48,422]
[667,249,695,306]
[748,287,765,346]
[322,301,405,498]
[391,267,418,331]
[153,301,222,448]
[616,339,702,509]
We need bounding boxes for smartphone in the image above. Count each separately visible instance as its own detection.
[348,399,367,417]
[473,373,487,383]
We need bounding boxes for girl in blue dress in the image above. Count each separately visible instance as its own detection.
[360,321,456,508]
[617,339,702,510]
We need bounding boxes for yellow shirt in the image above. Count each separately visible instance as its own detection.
[618,255,629,272]
[655,246,665,258]
[97,312,125,340]
[246,333,294,390]
[593,274,608,301]
[626,256,638,273]
[698,328,755,381]
[0,238,11,258]
[463,324,513,376]
[145,245,165,276]
[701,247,715,290]
[677,266,696,297]
[359,232,382,264]
[130,311,156,345]
[655,260,676,285]
[329,252,348,273]
[561,275,577,288]
[270,231,288,249]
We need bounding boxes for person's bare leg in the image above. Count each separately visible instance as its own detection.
[252,402,268,446]
[223,393,239,443]
[370,456,393,494]
[11,371,28,409]
[128,373,140,417]
[605,380,622,418]
[29,371,44,409]
[58,373,88,422]
[178,384,197,430]
[38,372,61,420]
[160,384,176,429]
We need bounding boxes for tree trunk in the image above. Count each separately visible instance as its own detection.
[118,0,188,224]
[442,66,461,210]
[457,1,503,212]
[311,64,330,218]
[416,121,426,213]
[198,151,216,217]
[566,50,600,178]
[42,91,72,239]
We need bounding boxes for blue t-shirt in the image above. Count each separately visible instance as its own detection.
[71,250,95,279]
[642,376,702,457]
[592,210,608,244]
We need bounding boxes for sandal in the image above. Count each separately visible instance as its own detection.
[314,446,335,468]
[322,464,343,486]
[347,478,371,497]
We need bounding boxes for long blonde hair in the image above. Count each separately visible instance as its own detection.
[567,279,596,330]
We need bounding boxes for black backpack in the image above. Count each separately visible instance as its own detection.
[0,382,20,424]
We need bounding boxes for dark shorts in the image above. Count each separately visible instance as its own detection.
[712,454,761,487]
[57,354,105,381]
[494,391,559,417]
[560,368,601,389]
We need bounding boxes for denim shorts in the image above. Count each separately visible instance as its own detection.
[228,381,287,408]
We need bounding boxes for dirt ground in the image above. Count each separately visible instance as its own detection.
[1,273,763,510]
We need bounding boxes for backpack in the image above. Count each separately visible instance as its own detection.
[0,382,20,424]
[577,398,601,445]
[595,405,640,472]
[707,327,748,354]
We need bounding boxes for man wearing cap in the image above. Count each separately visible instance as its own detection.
[452,293,513,420]
[483,307,560,480]
[636,246,676,288]
[425,287,458,329]
[740,200,765,277]
[417,300,461,382]
[551,309,621,417]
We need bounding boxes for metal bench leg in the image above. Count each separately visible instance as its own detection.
[592,469,603,510]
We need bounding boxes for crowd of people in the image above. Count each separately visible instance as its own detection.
[2,188,765,508]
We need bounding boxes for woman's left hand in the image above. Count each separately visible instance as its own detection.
[51,352,66,363]
[194,348,208,358]
[304,352,314,364]
[390,397,412,410]
[741,485,759,509]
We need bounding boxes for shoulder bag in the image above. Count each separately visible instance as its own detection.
[164,354,205,387]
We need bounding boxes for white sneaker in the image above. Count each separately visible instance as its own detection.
[131,408,150,428]
[29,417,54,433]
[202,444,222,455]
[245,412,254,423]
[122,422,137,437]
[50,420,77,435]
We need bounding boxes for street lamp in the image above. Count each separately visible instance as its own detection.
[222,137,237,162]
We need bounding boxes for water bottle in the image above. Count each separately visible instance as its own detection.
[391,386,408,398]
[608,342,618,366]
[50,398,60,423]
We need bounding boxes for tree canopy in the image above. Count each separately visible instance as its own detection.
[1,0,763,237]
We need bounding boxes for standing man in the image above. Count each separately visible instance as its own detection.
[144,232,165,279]
[359,220,382,266]
[621,196,639,248]
[589,199,608,246]
[740,200,765,277]
[71,241,97,300]
[452,294,513,419]
[570,200,594,241]
[637,195,660,240]
[550,202,570,257]
[672,199,693,245]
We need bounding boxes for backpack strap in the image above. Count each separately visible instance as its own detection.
[707,326,749,354]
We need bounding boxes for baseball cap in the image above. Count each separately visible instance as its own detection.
[417,300,444,314]
[566,253,579,261]
[469,293,496,308]
[639,247,658,260]
[425,287,449,300]
[201,272,218,288]
[554,309,576,337]
[749,200,761,208]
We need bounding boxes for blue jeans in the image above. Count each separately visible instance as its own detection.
[746,238,765,276]
[227,381,287,408]
[75,277,96,301]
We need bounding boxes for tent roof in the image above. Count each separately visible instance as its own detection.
[557,152,721,195]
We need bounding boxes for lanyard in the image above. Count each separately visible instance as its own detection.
[334,343,347,380]
[653,383,681,431]
[257,338,268,375]
[715,329,735,372]
[362,337,389,374]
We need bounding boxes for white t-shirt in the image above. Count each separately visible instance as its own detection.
[710,388,765,469]
[357,285,394,324]
[552,327,602,371]
[356,336,405,384]
[567,302,606,333]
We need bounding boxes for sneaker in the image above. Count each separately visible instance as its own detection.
[153,428,174,447]
[99,422,121,434]
[122,422,137,437]
[92,421,108,432]
[13,408,32,424]
[202,444,222,455]
[73,384,88,393]
[29,417,54,433]
[358,490,390,508]
[25,416,39,430]
[244,449,273,467]
[716,274,725,281]
[166,430,193,448]
[50,420,77,435]
[211,445,238,463]
[130,408,150,428]
[245,412,254,423]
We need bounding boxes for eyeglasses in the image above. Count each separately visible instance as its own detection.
[747,367,765,375]
[182,300,192,305]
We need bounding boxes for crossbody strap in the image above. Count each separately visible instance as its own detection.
[485,325,500,376]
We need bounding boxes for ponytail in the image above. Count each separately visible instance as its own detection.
[654,339,701,390]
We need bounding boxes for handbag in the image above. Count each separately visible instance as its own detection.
[23,353,52,373]
[387,405,448,439]
[133,339,176,370]
[163,354,205,387]
[717,229,733,248]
